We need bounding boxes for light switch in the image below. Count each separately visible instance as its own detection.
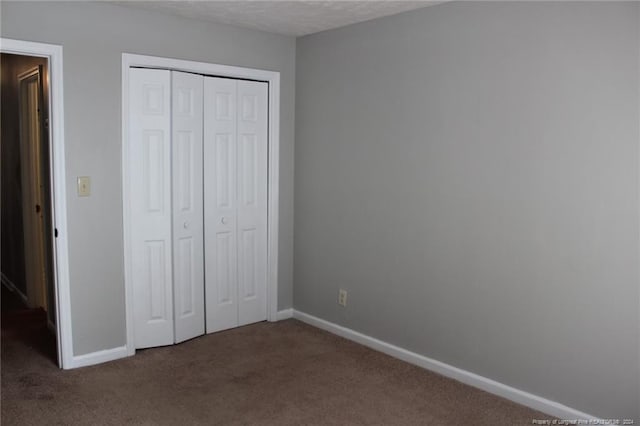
[77,176,91,197]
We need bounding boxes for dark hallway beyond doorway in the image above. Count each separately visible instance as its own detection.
[1,285,57,365]
[1,52,57,365]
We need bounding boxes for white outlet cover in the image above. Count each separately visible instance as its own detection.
[77,176,91,197]
[339,289,348,306]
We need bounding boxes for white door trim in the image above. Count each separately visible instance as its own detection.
[0,38,72,369]
[122,53,280,356]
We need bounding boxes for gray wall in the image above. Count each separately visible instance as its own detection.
[1,1,296,355]
[295,1,639,419]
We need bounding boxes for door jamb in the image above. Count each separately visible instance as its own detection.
[121,53,280,355]
[0,38,72,369]
[18,65,47,311]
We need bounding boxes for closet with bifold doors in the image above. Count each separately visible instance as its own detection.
[128,68,268,349]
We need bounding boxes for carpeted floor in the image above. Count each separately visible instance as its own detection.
[1,318,553,425]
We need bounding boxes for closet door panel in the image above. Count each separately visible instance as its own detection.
[172,71,205,343]
[130,68,174,348]
[237,80,268,327]
[204,77,239,333]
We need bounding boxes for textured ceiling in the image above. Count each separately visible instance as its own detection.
[114,1,441,37]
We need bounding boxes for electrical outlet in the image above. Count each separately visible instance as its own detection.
[338,289,348,307]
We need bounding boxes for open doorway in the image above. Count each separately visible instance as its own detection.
[1,53,57,365]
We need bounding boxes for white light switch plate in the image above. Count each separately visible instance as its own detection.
[77,176,91,197]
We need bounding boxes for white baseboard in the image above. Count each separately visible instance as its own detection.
[69,345,130,369]
[293,310,599,421]
[1,272,28,305]
[276,308,293,321]
[80,309,292,370]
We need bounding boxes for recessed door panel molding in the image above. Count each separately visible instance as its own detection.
[130,68,174,349]
[239,133,257,206]
[142,84,165,115]
[146,241,169,321]
[241,94,258,122]
[211,230,237,331]
[143,130,165,213]
[240,228,257,300]
[215,133,234,209]
[177,237,194,315]
[172,71,205,344]
[176,131,194,212]
[216,232,233,305]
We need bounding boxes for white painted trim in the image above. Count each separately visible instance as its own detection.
[1,272,29,305]
[0,38,72,370]
[266,73,281,324]
[276,308,293,321]
[637,4,640,415]
[69,345,128,369]
[293,310,601,421]
[121,56,135,357]
[122,53,281,353]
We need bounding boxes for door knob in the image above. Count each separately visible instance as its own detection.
[221,217,229,225]
[183,221,189,229]
[35,204,41,213]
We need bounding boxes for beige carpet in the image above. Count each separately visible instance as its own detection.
[1,319,552,425]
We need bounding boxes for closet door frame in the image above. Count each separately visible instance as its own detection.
[122,53,280,357]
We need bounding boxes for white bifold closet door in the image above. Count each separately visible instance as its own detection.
[204,77,268,333]
[130,68,205,348]
[171,71,205,343]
